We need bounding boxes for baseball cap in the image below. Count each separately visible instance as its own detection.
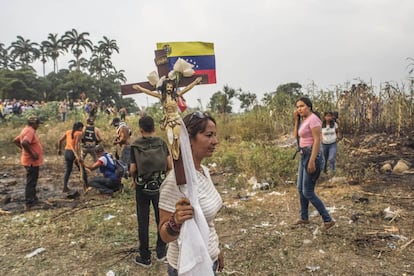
[111,117,121,126]
[27,115,43,124]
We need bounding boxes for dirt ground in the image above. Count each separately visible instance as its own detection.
[0,133,413,275]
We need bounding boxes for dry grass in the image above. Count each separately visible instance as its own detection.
[0,121,413,275]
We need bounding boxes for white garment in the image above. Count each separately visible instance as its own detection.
[321,122,338,144]
[177,118,214,276]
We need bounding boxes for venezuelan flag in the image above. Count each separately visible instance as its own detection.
[156,41,216,84]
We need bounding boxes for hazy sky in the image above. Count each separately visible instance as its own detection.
[1,0,413,109]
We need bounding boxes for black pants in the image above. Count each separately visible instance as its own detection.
[136,189,166,259]
[25,166,39,204]
[64,150,87,189]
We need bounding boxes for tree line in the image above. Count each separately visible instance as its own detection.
[0,29,135,111]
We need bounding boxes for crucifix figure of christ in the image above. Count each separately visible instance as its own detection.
[132,76,202,160]
[121,49,208,184]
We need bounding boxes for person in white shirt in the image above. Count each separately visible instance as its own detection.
[321,111,339,174]
[158,111,224,275]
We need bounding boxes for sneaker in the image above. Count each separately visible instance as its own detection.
[134,256,152,268]
[156,253,167,263]
[322,220,336,231]
[293,219,310,225]
[156,247,167,262]
[63,187,71,193]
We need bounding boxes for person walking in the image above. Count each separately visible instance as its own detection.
[293,97,335,231]
[158,111,224,275]
[130,115,172,267]
[57,121,87,192]
[81,118,103,162]
[321,111,339,175]
[13,116,44,209]
[111,117,131,167]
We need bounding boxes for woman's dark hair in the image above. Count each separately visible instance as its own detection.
[139,115,155,132]
[71,121,84,139]
[296,97,321,119]
[296,97,313,110]
[183,111,216,138]
[322,111,335,128]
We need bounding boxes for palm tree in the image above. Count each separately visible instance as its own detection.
[42,33,67,73]
[0,43,18,70]
[97,36,119,57]
[109,68,127,84]
[39,42,49,77]
[68,57,89,71]
[9,36,40,69]
[62,28,93,71]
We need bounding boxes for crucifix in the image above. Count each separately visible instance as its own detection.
[121,49,208,184]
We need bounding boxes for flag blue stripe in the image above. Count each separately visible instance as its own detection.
[168,55,215,71]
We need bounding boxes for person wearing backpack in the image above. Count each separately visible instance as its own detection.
[81,144,123,197]
[130,115,172,267]
[81,118,103,162]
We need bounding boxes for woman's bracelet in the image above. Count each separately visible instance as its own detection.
[165,212,182,236]
[165,222,180,236]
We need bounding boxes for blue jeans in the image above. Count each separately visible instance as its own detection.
[64,149,87,189]
[167,261,218,276]
[322,142,337,172]
[297,147,332,222]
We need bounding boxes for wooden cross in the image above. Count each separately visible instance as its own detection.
[120,49,208,95]
[121,49,208,185]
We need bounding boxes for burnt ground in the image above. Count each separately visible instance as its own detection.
[0,133,413,275]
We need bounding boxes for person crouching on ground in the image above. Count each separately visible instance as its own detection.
[81,144,122,197]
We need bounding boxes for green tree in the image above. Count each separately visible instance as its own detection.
[238,91,257,112]
[62,29,93,71]
[0,43,18,70]
[9,36,40,69]
[0,69,42,100]
[97,36,119,57]
[208,85,237,114]
[42,33,67,73]
[39,42,49,77]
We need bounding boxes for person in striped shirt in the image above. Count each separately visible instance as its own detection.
[158,111,224,275]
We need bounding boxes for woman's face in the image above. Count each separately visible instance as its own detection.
[325,114,333,122]
[296,100,311,117]
[190,119,218,160]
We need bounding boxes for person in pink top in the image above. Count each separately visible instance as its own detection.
[293,97,335,231]
[13,115,44,209]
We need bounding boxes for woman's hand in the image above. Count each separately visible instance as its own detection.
[217,251,224,272]
[174,198,193,225]
[294,110,300,120]
[307,159,316,174]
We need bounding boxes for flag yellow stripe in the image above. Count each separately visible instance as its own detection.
[156,41,214,56]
